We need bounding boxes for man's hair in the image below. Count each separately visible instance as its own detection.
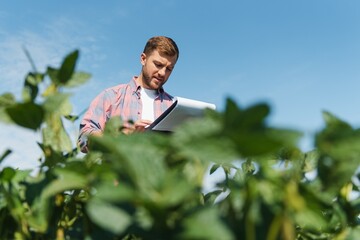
[143,36,179,60]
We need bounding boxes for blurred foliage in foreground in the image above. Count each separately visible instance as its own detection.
[0,50,359,240]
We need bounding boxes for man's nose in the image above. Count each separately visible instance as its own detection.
[158,67,166,76]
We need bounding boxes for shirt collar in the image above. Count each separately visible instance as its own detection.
[131,76,165,95]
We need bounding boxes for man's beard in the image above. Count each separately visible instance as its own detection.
[142,72,161,90]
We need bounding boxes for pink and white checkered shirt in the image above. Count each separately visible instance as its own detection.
[78,76,174,152]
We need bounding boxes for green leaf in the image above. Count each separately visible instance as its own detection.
[43,93,72,116]
[93,133,168,192]
[210,164,220,175]
[0,149,12,164]
[346,227,360,240]
[94,182,134,202]
[156,171,195,207]
[65,71,91,88]
[12,169,32,183]
[86,198,132,234]
[37,143,66,167]
[316,113,360,195]
[294,209,328,231]
[222,99,289,157]
[27,194,50,232]
[181,207,234,240]
[63,114,79,122]
[6,102,44,130]
[302,150,319,173]
[23,174,49,206]
[41,169,87,199]
[58,50,79,85]
[0,93,16,107]
[22,72,44,102]
[46,67,59,85]
[42,113,73,152]
[233,131,282,157]
[204,190,224,204]
[322,111,352,130]
[241,160,256,175]
[173,117,238,164]
[0,167,16,182]
[223,98,270,132]
[0,93,16,123]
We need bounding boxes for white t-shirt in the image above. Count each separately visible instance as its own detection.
[141,87,158,121]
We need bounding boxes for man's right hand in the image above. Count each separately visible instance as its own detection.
[122,119,152,134]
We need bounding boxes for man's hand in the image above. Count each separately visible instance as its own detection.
[122,119,152,134]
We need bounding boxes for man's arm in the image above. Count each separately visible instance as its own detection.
[78,91,111,153]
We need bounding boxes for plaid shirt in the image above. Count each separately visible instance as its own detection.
[78,76,174,152]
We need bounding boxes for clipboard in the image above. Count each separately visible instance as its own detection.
[146,97,216,132]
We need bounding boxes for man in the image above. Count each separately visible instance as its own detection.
[78,36,179,153]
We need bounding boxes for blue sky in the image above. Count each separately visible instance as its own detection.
[1,0,360,169]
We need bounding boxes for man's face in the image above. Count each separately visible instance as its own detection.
[140,50,177,90]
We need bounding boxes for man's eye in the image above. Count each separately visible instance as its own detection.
[167,68,173,72]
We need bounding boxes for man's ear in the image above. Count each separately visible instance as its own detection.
[140,53,147,65]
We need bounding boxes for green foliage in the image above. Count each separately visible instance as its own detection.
[0,50,359,240]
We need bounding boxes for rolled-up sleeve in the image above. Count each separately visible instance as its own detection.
[78,90,113,152]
